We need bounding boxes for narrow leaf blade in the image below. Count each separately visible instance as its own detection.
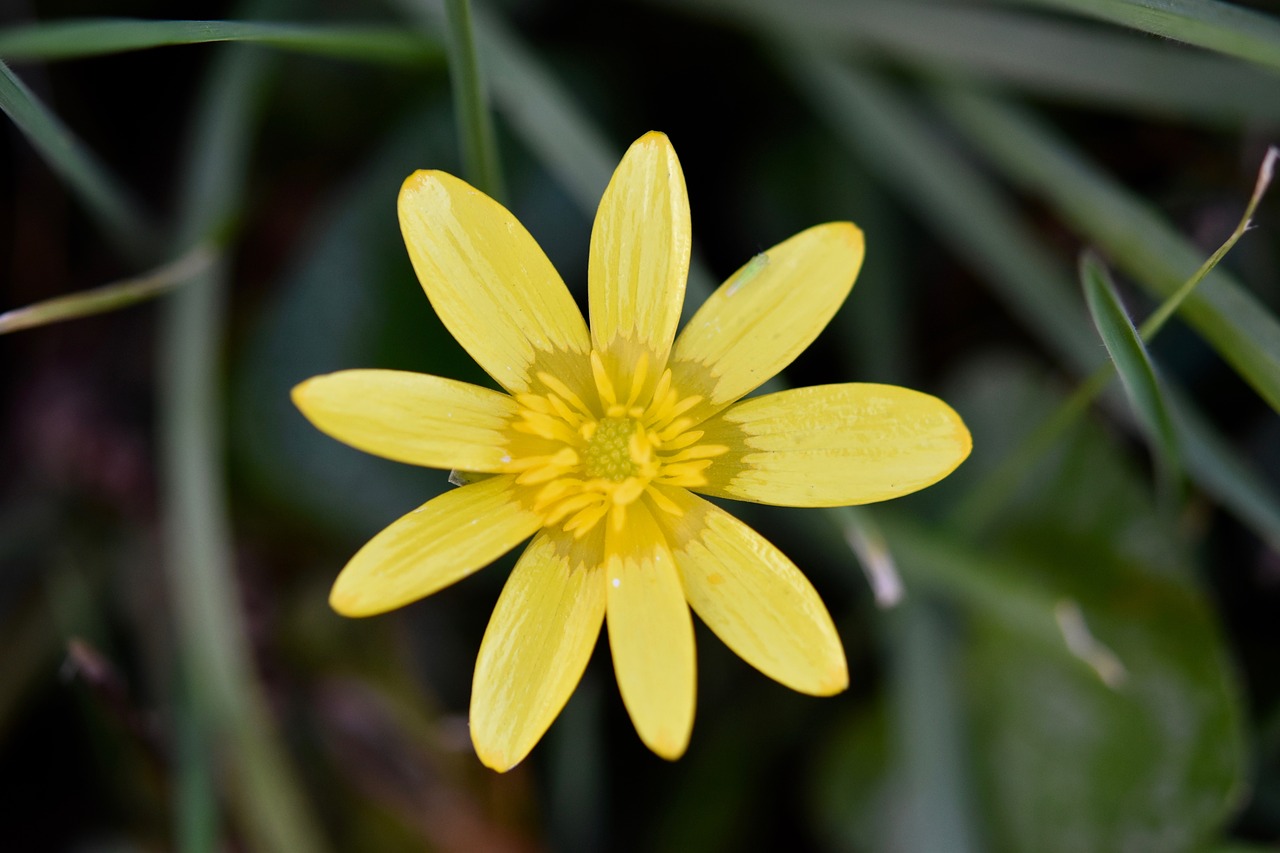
[1080,252,1181,491]
[0,18,441,65]
[937,87,1280,416]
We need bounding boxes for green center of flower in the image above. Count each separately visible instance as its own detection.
[582,417,642,481]
[504,350,729,538]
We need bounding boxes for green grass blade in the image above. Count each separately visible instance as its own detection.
[1080,252,1181,498]
[784,61,1280,549]
[441,0,505,199]
[438,1,721,302]
[995,0,1280,73]
[0,18,441,65]
[887,601,982,853]
[1140,146,1278,340]
[394,0,618,215]
[0,244,215,334]
[0,59,153,258]
[936,87,1280,416]
[1168,384,1280,553]
[160,32,327,852]
[670,0,1280,126]
[468,5,617,213]
[785,54,1102,377]
[472,8,720,303]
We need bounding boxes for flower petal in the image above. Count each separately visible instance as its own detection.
[589,132,691,385]
[695,383,971,506]
[669,223,863,422]
[330,475,540,617]
[471,531,606,772]
[292,369,517,472]
[399,170,592,396]
[658,486,847,695]
[605,501,696,760]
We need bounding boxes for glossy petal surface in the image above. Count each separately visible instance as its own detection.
[292,369,516,471]
[660,486,848,695]
[330,475,540,617]
[471,531,606,772]
[399,170,591,396]
[696,383,971,506]
[589,132,691,386]
[605,501,696,759]
[670,223,863,422]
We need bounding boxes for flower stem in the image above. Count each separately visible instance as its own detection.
[0,243,215,334]
[159,32,326,852]
[442,0,505,200]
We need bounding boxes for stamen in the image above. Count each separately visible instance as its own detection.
[663,443,729,463]
[623,352,649,409]
[646,487,684,518]
[515,411,579,444]
[663,430,704,450]
[657,417,697,442]
[612,478,645,505]
[545,492,603,525]
[533,478,578,509]
[627,428,653,466]
[515,393,553,414]
[546,393,586,427]
[504,358,727,537]
[590,351,618,409]
[650,369,672,411]
[567,503,611,537]
[537,372,595,420]
[658,459,714,487]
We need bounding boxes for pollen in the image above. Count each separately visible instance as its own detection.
[503,349,729,538]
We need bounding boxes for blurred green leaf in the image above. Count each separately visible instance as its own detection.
[996,0,1280,73]
[880,357,1245,851]
[810,698,896,850]
[0,18,442,65]
[451,2,618,215]
[936,87,1280,416]
[886,601,982,852]
[436,1,722,302]
[0,59,152,258]
[160,23,326,850]
[677,0,1280,125]
[233,107,470,534]
[785,55,1102,377]
[1081,252,1181,497]
[441,0,505,199]
[1167,385,1280,553]
[785,59,1280,593]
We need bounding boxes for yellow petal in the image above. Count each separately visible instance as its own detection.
[605,501,696,759]
[399,170,592,396]
[669,223,864,423]
[470,531,606,772]
[330,475,540,617]
[695,383,971,506]
[292,369,517,472]
[589,132,691,387]
[658,486,847,695]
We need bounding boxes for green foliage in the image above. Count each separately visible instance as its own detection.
[1081,252,1181,497]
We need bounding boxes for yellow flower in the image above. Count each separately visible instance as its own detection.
[292,131,971,771]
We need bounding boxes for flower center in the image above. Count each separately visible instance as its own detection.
[582,417,647,481]
[503,350,728,538]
